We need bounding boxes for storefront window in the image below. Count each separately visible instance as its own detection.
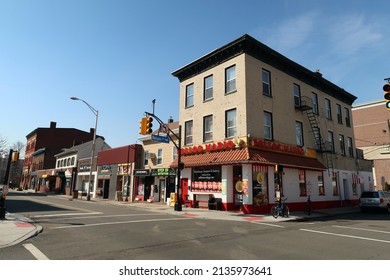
[191,167,222,193]
[299,170,306,196]
[332,172,339,196]
[318,171,325,195]
[252,165,268,206]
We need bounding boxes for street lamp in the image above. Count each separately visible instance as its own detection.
[70,97,98,201]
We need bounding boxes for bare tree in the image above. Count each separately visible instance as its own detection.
[0,134,8,158]
[11,141,25,155]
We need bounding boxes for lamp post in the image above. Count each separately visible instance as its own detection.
[71,97,98,201]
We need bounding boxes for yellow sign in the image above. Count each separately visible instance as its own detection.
[169,193,177,207]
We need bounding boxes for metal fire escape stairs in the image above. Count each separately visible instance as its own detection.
[296,97,333,173]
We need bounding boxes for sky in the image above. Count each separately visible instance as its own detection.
[1,0,389,152]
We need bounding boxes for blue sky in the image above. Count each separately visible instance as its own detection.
[1,0,389,151]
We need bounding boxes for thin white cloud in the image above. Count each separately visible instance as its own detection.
[265,12,319,53]
[327,14,383,56]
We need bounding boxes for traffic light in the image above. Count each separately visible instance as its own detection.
[145,116,153,134]
[139,117,147,135]
[384,83,390,110]
[12,151,19,162]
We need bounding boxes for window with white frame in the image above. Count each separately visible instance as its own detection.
[345,108,351,127]
[347,137,354,157]
[325,98,332,120]
[311,92,318,114]
[294,84,301,107]
[225,109,237,138]
[295,121,304,146]
[185,120,193,145]
[157,148,163,165]
[264,111,273,140]
[339,134,345,155]
[203,115,213,142]
[328,131,335,153]
[262,69,271,96]
[225,65,236,93]
[185,83,194,108]
[204,75,213,101]
[336,104,342,124]
[144,151,149,166]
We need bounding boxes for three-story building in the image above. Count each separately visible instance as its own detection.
[172,34,372,213]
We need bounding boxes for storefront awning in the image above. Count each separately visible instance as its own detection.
[172,148,327,170]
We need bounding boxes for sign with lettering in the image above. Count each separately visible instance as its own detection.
[181,140,235,155]
[250,138,305,156]
[133,169,150,176]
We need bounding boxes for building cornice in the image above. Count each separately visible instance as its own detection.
[172,34,356,105]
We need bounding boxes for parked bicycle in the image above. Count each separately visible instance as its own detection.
[304,195,312,216]
[271,198,289,218]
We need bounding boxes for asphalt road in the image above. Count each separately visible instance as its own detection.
[1,192,390,260]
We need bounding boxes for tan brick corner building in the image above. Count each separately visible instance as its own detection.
[172,34,372,214]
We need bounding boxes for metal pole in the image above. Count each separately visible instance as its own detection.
[1,149,13,219]
[174,125,182,211]
[87,110,98,201]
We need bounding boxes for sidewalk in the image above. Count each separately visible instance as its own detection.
[0,213,43,249]
[0,193,359,249]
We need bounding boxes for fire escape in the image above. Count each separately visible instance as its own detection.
[295,96,333,173]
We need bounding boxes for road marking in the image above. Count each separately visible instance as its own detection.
[333,225,390,235]
[31,212,103,218]
[32,213,164,220]
[23,243,49,260]
[250,222,285,228]
[300,229,390,244]
[51,217,191,229]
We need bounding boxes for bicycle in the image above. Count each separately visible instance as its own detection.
[271,198,289,218]
[304,195,312,216]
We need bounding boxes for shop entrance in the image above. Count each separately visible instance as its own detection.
[233,165,243,209]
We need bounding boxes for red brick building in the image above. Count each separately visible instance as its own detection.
[20,121,97,191]
[352,100,390,190]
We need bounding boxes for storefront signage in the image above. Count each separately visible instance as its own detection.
[150,168,176,176]
[250,138,305,155]
[133,169,150,176]
[79,164,91,172]
[192,167,222,193]
[181,140,235,155]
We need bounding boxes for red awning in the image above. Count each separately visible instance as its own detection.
[172,148,326,170]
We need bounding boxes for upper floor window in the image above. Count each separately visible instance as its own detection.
[294,84,301,107]
[203,115,213,142]
[339,134,345,156]
[336,104,342,124]
[225,109,237,138]
[225,65,236,94]
[325,98,332,120]
[204,75,213,101]
[157,148,163,165]
[144,151,149,166]
[347,137,354,157]
[184,120,193,145]
[327,131,335,153]
[264,111,273,140]
[262,69,271,96]
[172,146,178,161]
[295,121,304,147]
[311,92,319,114]
[345,108,351,127]
[185,83,194,108]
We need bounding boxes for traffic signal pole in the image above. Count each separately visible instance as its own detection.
[144,111,183,211]
[0,149,13,219]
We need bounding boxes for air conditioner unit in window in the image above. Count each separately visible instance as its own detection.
[146,153,156,159]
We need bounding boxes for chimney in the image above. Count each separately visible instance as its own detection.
[168,116,174,123]
[50,121,57,129]
[90,128,95,135]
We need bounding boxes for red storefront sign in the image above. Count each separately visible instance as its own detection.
[250,138,305,156]
[181,140,235,155]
